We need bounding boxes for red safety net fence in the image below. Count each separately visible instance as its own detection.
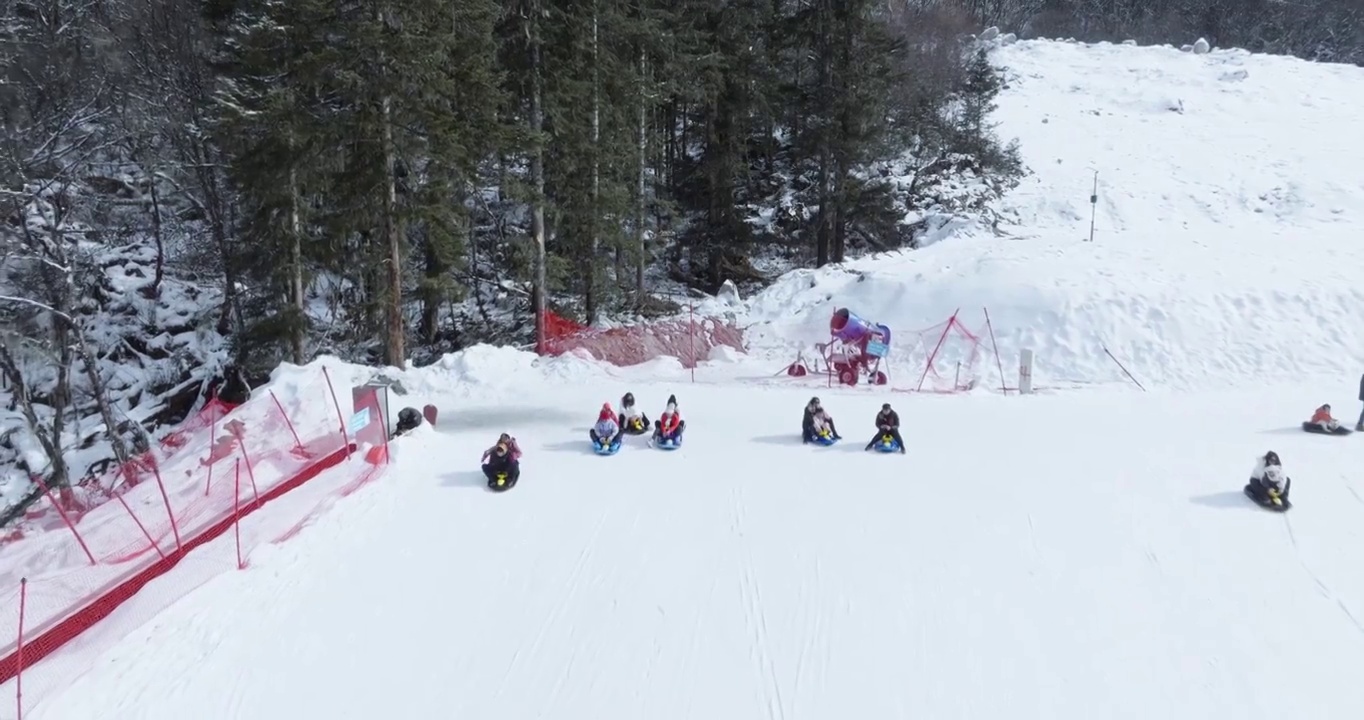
[898,308,1007,394]
[541,308,746,369]
[0,367,387,716]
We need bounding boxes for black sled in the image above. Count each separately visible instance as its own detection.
[484,467,519,492]
[1243,478,1292,512]
[1302,421,1352,436]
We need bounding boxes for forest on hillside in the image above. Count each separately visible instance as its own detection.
[1,0,1360,503]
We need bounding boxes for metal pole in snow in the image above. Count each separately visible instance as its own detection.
[1088,169,1098,243]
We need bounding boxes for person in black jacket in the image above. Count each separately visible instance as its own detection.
[865,403,906,453]
[801,397,841,443]
[481,439,521,487]
[1357,373,1364,432]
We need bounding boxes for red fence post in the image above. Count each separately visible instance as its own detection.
[31,476,95,566]
[112,489,166,561]
[233,459,244,570]
[321,367,352,460]
[16,577,26,720]
[916,309,960,392]
[149,461,183,553]
[983,307,1008,395]
[269,389,305,452]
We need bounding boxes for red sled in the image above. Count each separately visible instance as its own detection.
[423,404,438,426]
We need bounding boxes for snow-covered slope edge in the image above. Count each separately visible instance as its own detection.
[720,39,1364,391]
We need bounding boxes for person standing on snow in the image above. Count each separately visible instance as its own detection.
[864,403,906,453]
[590,403,622,448]
[653,394,685,443]
[619,392,650,435]
[1356,373,1364,431]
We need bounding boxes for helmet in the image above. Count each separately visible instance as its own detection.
[622,392,635,406]
[881,403,891,411]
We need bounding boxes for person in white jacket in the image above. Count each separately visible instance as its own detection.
[1247,451,1290,504]
[618,392,649,435]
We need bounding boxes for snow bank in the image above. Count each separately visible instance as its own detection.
[729,39,1364,391]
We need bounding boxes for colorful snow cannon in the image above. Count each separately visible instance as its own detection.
[784,308,891,386]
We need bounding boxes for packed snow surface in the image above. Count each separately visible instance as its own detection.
[732,39,1364,391]
[16,369,1364,720]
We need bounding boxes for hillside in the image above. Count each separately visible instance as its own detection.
[730,39,1364,391]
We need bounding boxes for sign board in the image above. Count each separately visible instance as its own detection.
[1018,348,1034,395]
[348,407,371,435]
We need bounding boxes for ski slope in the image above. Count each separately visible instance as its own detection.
[8,36,1364,720]
[21,373,1364,720]
[729,39,1364,391]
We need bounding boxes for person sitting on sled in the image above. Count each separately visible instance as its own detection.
[653,395,685,443]
[802,397,841,443]
[1246,450,1289,504]
[481,435,521,484]
[618,392,650,435]
[1309,403,1341,431]
[590,404,622,448]
[865,403,906,453]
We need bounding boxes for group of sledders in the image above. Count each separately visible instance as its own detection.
[801,397,906,454]
[1242,383,1364,511]
[591,392,685,454]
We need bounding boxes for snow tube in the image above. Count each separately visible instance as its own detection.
[1244,483,1291,511]
[655,435,683,450]
[872,434,902,453]
[811,433,838,447]
[1302,421,1352,436]
[593,440,622,456]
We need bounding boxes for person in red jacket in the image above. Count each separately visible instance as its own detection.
[653,394,685,443]
[1309,404,1340,432]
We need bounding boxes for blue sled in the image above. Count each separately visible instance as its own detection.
[810,434,839,447]
[873,435,902,453]
[593,439,623,456]
[655,435,683,450]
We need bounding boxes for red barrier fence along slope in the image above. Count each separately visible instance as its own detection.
[540,309,746,369]
[0,368,384,713]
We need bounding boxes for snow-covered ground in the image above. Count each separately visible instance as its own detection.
[7,37,1364,720]
[14,365,1364,720]
[720,39,1364,391]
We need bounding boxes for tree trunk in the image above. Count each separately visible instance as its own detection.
[530,0,549,353]
[73,325,134,482]
[586,0,600,320]
[0,344,69,489]
[288,163,306,364]
[635,48,648,300]
[380,93,405,368]
[148,177,165,299]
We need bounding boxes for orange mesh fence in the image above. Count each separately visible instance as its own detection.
[541,309,746,368]
[0,368,390,715]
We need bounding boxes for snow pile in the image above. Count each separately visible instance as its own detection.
[723,39,1364,391]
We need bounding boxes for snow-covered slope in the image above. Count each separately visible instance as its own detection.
[731,40,1364,391]
[13,360,1364,720]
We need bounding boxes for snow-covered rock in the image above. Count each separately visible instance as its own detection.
[1193,38,1211,54]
